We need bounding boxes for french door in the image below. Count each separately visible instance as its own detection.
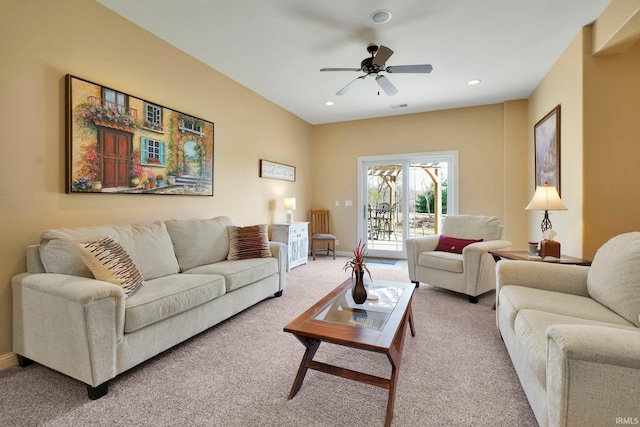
[99,127,131,188]
[357,151,458,259]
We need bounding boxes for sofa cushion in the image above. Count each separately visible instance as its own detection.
[185,257,278,292]
[587,232,640,327]
[499,285,634,330]
[124,273,226,333]
[513,309,639,388]
[227,224,271,261]
[435,235,483,254]
[40,222,179,281]
[418,251,463,273]
[165,216,233,271]
[441,215,501,241]
[77,236,144,298]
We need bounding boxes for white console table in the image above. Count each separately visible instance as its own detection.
[271,222,309,271]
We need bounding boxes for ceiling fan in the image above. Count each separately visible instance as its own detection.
[320,45,433,96]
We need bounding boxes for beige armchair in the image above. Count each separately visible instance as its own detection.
[406,215,511,303]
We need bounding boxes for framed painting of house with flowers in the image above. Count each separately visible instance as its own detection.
[66,74,214,196]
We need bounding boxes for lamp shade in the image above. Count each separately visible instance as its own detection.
[525,183,567,211]
[283,197,296,211]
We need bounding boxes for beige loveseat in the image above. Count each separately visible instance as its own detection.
[12,216,287,399]
[496,232,640,426]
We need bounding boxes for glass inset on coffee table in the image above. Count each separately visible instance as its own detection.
[284,279,415,427]
[313,283,405,330]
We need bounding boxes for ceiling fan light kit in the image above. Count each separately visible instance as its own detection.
[321,45,432,96]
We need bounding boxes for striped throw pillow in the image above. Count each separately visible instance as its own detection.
[227,224,272,261]
[78,236,144,298]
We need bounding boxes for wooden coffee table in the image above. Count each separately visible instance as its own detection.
[284,279,415,427]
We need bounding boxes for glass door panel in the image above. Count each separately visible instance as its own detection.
[366,163,403,256]
[407,161,447,239]
[359,152,455,260]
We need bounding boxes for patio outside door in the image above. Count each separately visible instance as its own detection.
[358,151,458,259]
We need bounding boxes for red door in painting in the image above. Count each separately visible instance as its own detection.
[99,128,131,188]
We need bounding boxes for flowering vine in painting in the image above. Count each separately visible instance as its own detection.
[76,102,138,129]
[80,143,101,182]
[131,150,144,179]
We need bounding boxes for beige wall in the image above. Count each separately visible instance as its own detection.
[0,0,312,364]
[311,103,528,252]
[527,3,640,259]
[583,27,640,258]
[503,100,530,250]
[527,31,585,257]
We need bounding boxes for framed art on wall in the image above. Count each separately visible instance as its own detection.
[259,159,296,181]
[66,74,214,196]
[534,104,561,194]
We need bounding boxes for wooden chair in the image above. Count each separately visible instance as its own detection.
[310,209,336,260]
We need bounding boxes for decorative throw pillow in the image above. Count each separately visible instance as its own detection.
[435,235,483,254]
[78,236,144,298]
[227,224,272,261]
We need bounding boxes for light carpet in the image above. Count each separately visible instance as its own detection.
[0,257,536,426]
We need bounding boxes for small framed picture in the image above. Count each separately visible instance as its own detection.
[259,159,295,182]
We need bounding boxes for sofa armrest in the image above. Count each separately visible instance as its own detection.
[12,272,125,387]
[463,239,512,278]
[461,239,512,296]
[546,325,640,426]
[496,260,590,298]
[269,241,287,291]
[463,239,512,254]
[405,235,440,281]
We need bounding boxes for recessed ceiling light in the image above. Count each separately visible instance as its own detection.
[324,101,335,106]
[467,79,481,86]
[370,9,392,24]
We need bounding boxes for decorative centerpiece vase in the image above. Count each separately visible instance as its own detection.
[352,270,368,304]
[344,240,371,304]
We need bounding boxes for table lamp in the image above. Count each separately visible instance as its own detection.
[284,197,296,223]
[525,182,567,258]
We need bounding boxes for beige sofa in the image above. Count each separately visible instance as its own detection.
[12,216,287,399]
[406,215,512,303]
[496,232,640,426]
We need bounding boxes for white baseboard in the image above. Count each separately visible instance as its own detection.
[0,352,18,370]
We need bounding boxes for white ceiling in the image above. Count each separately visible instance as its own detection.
[97,0,610,125]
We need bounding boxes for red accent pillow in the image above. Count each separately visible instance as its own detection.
[435,235,483,254]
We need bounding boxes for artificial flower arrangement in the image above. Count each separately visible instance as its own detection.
[343,239,372,281]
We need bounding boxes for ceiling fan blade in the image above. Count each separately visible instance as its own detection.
[373,45,394,67]
[375,75,398,96]
[320,68,362,72]
[385,64,433,74]
[336,75,366,96]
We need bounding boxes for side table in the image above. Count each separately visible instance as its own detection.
[489,250,591,266]
[271,223,309,271]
